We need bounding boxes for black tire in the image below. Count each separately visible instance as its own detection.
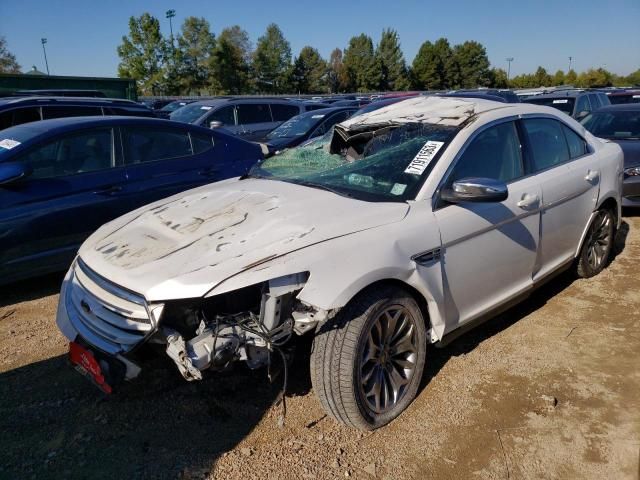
[310,286,427,430]
[576,208,615,278]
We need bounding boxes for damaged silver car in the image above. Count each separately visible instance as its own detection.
[56,96,623,429]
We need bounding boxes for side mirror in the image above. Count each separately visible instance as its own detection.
[441,177,508,203]
[0,162,32,186]
[209,120,224,129]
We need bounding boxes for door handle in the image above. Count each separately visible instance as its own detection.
[585,169,600,183]
[93,185,123,195]
[517,193,539,210]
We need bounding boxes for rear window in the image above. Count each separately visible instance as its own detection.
[526,97,575,115]
[271,104,300,121]
[236,104,272,124]
[123,126,193,163]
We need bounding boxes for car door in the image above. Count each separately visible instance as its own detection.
[520,117,598,280]
[235,103,274,141]
[121,124,223,207]
[0,127,127,281]
[433,120,542,330]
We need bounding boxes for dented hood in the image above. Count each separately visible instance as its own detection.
[78,178,409,301]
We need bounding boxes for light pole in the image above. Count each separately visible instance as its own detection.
[41,38,50,75]
[568,56,573,73]
[165,9,176,48]
[506,57,514,85]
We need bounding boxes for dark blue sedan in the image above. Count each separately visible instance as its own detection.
[0,116,263,284]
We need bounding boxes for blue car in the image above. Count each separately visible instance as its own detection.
[0,116,263,284]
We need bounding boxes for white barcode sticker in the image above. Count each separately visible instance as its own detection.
[0,139,20,150]
[553,99,569,104]
[404,141,444,175]
[200,106,212,110]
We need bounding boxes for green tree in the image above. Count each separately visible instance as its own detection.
[451,40,491,88]
[117,13,168,95]
[342,34,382,92]
[490,68,508,88]
[510,73,535,88]
[376,29,409,91]
[576,68,613,88]
[289,46,327,94]
[533,66,552,87]
[0,36,21,73]
[176,17,216,95]
[565,69,577,85]
[411,38,452,90]
[211,26,252,94]
[327,48,348,93]
[552,69,566,86]
[252,23,292,93]
[625,68,640,86]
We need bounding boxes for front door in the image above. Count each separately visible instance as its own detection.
[0,127,127,281]
[433,120,541,331]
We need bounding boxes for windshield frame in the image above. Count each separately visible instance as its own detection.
[249,121,460,203]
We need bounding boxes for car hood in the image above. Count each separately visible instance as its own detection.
[609,139,640,167]
[78,178,409,301]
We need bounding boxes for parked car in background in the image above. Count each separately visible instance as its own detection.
[56,97,621,430]
[155,99,197,119]
[0,116,262,284]
[0,97,155,130]
[169,98,310,141]
[606,89,640,105]
[523,90,610,119]
[353,95,421,116]
[257,107,357,156]
[582,103,640,207]
[140,98,174,112]
[332,99,371,108]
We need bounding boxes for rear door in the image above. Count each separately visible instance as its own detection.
[0,127,127,280]
[520,117,598,280]
[121,124,223,207]
[235,103,274,141]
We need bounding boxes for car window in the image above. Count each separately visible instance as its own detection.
[270,104,300,121]
[562,125,588,158]
[190,131,215,154]
[315,111,353,136]
[123,126,193,164]
[523,119,570,172]
[1,107,42,128]
[207,106,235,126]
[575,96,590,115]
[106,106,154,117]
[17,128,113,179]
[588,94,601,110]
[599,93,611,106]
[448,121,523,184]
[42,105,103,119]
[236,104,272,124]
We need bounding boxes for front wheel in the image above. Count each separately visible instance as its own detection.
[576,208,615,278]
[310,286,427,430]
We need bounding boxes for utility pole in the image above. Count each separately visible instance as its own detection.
[165,9,176,49]
[506,57,514,85]
[41,38,50,75]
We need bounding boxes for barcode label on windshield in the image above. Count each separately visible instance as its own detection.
[404,141,444,175]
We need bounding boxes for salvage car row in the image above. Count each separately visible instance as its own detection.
[0,88,635,430]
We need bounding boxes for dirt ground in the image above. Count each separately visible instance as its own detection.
[1,214,639,480]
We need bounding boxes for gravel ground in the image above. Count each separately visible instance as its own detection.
[1,214,639,480]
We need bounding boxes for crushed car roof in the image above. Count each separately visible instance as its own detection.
[337,95,507,131]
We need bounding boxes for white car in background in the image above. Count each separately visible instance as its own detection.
[56,96,623,430]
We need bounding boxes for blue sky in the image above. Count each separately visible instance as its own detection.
[1,0,638,78]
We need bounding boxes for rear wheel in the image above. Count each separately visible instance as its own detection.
[310,286,427,430]
[576,208,615,278]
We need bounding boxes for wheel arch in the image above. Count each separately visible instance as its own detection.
[574,195,619,259]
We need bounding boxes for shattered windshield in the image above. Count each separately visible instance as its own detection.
[250,122,459,202]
